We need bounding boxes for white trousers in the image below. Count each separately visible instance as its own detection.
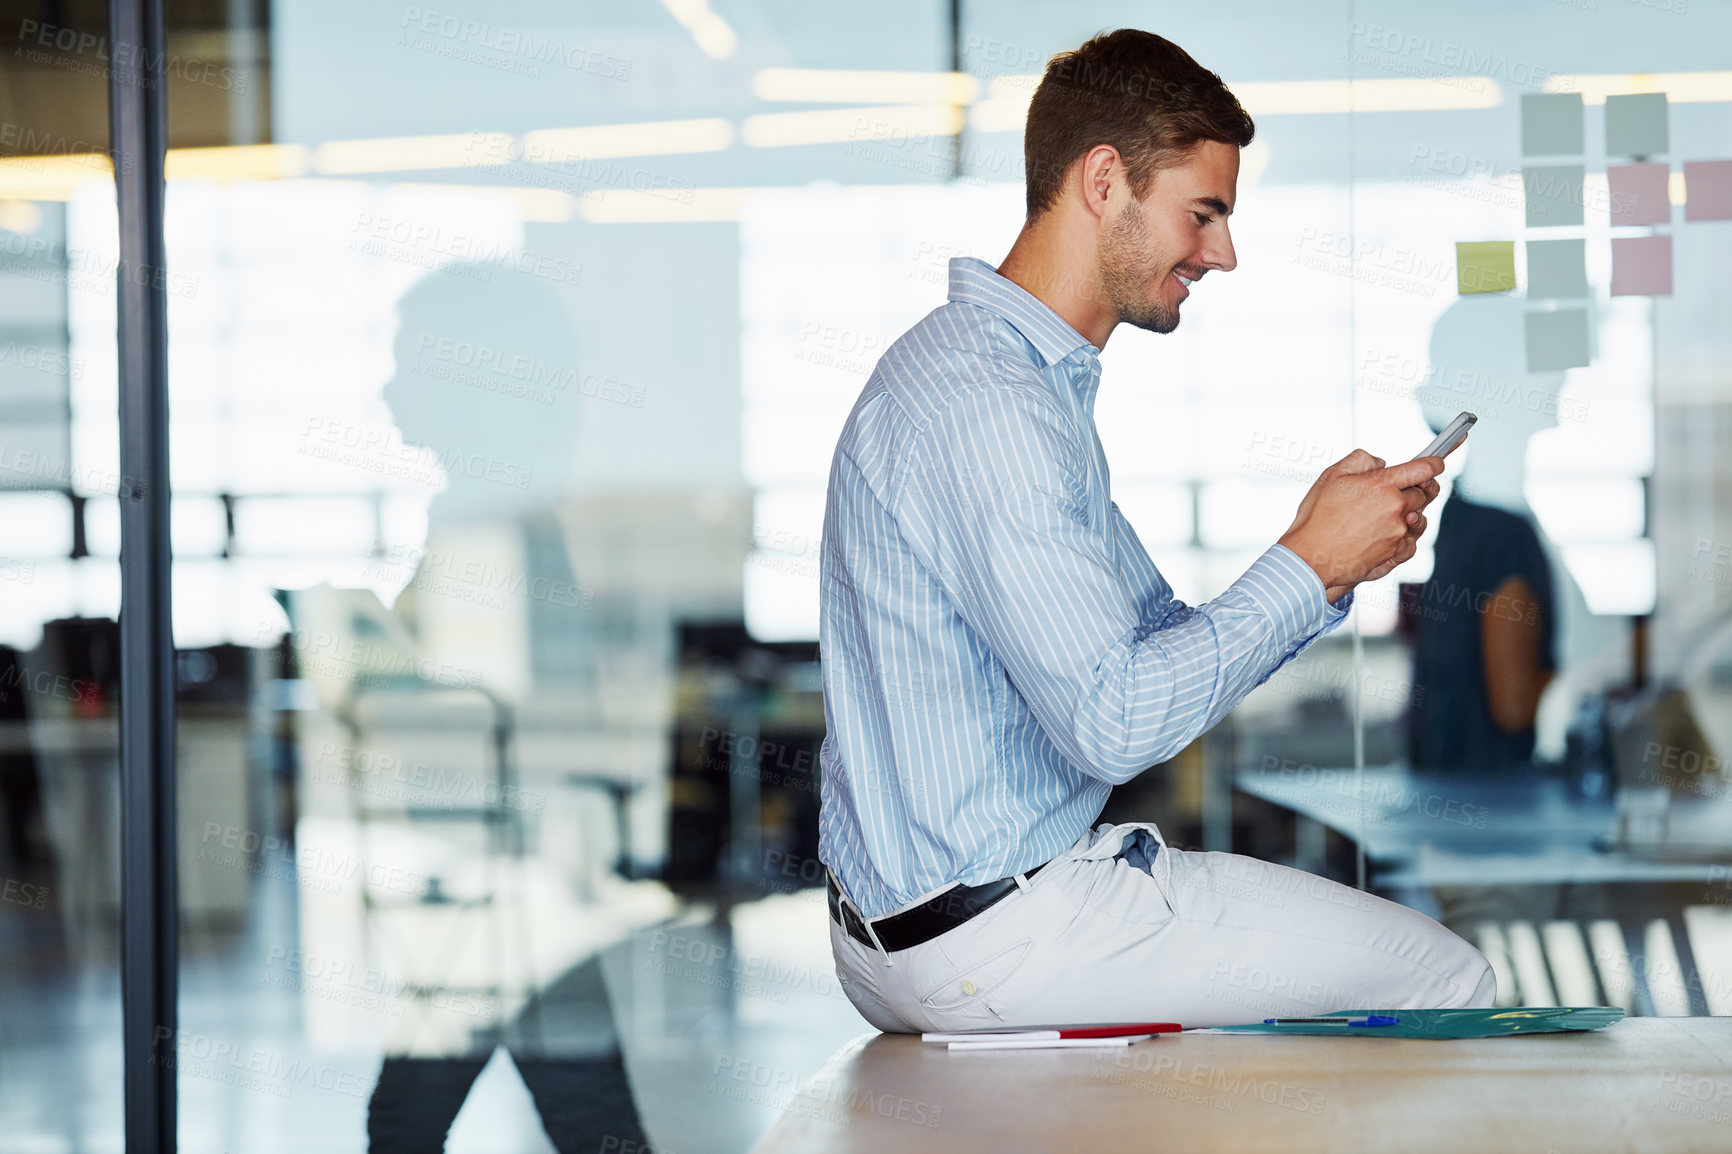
[829,821,1496,1033]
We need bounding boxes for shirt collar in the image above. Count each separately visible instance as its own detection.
[947,256,1096,369]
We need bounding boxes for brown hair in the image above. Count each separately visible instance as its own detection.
[1023,29,1255,219]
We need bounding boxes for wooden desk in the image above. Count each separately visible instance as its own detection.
[752,1019,1732,1153]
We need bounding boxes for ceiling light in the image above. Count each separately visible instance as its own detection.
[743,105,964,148]
[662,0,737,59]
[313,133,516,175]
[1546,71,1732,104]
[521,118,733,161]
[753,69,979,105]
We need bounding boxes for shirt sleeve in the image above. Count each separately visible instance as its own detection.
[895,383,1346,785]
[1110,501,1350,675]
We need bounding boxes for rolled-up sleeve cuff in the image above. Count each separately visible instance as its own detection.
[1234,545,1341,644]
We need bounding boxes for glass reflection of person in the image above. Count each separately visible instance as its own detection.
[1410,296,1560,773]
[380,263,598,699]
[353,263,643,1153]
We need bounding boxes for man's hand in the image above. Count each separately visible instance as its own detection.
[1279,450,1443,597]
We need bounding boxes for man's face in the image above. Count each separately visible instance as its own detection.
[1098,139,1240,334]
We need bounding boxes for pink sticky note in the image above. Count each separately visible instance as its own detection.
[1610,235,1672,296]
[1684,159,1732,222]
[1608,163,1670,225]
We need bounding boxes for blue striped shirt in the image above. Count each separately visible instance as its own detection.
[817,256,1350,918]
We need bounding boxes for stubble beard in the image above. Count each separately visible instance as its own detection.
[1099,200,1181,335]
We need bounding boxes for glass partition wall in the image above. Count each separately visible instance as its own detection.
[2,2,1731,1150]
[1328,3,1732,1019]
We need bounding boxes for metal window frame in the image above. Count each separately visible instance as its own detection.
[108,0,178,1150]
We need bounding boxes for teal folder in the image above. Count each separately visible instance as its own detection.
[1204,1006,1624,1039]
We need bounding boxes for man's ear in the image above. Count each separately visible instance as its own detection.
[1073,144,1122,223]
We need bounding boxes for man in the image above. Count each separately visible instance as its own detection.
[816,29,1495,1032]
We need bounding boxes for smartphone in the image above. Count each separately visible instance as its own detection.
[1416,411,1476,459]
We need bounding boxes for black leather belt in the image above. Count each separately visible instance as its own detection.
[826,861,1047,954]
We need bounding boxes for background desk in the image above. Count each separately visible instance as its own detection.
[1232,766,1732,1016]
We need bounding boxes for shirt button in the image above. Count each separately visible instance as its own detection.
[961,980,978,996]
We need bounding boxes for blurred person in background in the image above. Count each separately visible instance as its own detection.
[1409,296,1561,775]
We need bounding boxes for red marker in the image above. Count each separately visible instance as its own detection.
[922,1022,1182,1044]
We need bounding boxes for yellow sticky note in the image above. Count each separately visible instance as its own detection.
[1456,241,1516,294]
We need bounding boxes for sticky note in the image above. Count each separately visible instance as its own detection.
[1456,241,1516,294]
[1526,239,1588,298]
[1605,93,1669,157]
[1607,163,1670,225]
[1683,159,1732,222]
[1524,165,1585,227]
[1525,309,1590,372]
[1610,234,1672,296]
[1522,93,1584,156]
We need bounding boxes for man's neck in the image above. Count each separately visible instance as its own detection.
[996,215,1117,351]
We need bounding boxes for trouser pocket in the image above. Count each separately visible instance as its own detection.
[1070,819,1169,863]
[917,937,1034,1014]
[1070,822,1176,928]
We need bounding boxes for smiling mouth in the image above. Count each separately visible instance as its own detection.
[1171,269,1197,293]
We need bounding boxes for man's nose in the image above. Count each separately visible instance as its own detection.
[1204,223,1237,274]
